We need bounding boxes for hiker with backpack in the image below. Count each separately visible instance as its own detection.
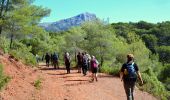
[64,52,71,74]
[85,52,91,71]
[90,55,99,82]
[82,53,88,76]
[77,52,82,73]
[45,53,51,67]
[53,52,59,69]
[120,54,143,100]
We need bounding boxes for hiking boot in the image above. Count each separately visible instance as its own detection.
[91,78,94,81]
[89,78,94,82]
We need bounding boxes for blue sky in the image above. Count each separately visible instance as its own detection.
[34,0,170,23]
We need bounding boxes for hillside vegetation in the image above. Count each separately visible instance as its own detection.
[0,0,170,100]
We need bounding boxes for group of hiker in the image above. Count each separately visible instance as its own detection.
[77,52,99,81]
[42,52,143,100]
[44,52,59,69]
[43,51,99,81]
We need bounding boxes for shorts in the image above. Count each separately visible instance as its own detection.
[92,67,98,73]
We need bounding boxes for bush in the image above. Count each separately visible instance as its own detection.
[9,41,37,66]
[158,64,170,82]
[34,78,42,90]
[0,36,10,53]
[138,68,170,100]
[100,64,120,76]
[0,64,10,90]
[158,64,170,93]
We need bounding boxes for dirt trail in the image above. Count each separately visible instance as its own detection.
[0,54,157,100]
[32,63,157,100]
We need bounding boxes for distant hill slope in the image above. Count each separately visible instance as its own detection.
[39,12,97,32]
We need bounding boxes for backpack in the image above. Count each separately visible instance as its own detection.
[65,55,70,63]
[83,56,88,66]
[124,62,137,79]
[92,59,98,68]
[53,54,58,61]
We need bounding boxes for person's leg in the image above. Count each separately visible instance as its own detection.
[57,61,59,69]
[84,65,88,75]
[91,73,94,81]
[130,81,136,100]
[68,63,70,73]
[82,66,85,75]
[46,60,48,66]
[66,66,69,74]
[123,81,131,100]
[47,61,49,67]
[78,64,80,73]
[65,63,68,73]
[95,73,98,81]
[53,61,56,69]
[94,68,98,81]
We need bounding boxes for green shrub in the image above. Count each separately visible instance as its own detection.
[0,64,10,90]
[158,64,170,83]
[138,68,170,100]
[165,78,170,91]
[0,36,10,53]
[9,41,37,66]
[100,64,120,76]
[34,78,42,90]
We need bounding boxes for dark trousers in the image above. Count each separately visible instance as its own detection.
[82,65,88,75]
[66,63,70,74]
[123,80,136,100]
[53,60,59,69]
[87,62,90,71]
[46,60,50,67]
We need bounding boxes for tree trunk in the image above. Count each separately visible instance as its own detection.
[10,34,13,49]
[0,0,5,35]
[100,56,104,67]
[0,0,9,35]
[75,50,76,62]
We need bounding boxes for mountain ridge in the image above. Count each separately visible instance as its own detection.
[39,12,97,32]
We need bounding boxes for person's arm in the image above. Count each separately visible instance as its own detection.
[120,71,124,81]
[134,63,143,85]
[120,64,124,81]
[137,71,143,85]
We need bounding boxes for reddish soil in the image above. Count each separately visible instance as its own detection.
[0,54,157,100]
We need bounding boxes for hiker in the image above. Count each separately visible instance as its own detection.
[53,52,59,69]
[51,53,54,66]
[45,53,51,67]
[82,53,88,76]
[120,54,143,100]
[86,53,91,71]
[77,52,82,73]
[64,52,71,74]
[90,56,99,82]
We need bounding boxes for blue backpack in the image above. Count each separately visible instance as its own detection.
[125,62,137,79]
[53,54,58,61]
